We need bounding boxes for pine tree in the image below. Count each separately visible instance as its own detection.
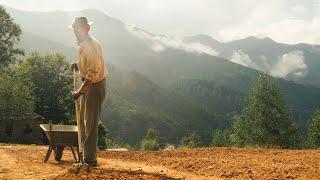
[232,74,299,148]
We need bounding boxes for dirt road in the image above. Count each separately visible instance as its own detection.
[0,145,319,179]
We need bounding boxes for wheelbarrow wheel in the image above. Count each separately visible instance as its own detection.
[54,146,64,161]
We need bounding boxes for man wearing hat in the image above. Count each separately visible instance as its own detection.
[69,17,107,167]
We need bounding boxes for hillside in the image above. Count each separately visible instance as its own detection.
[169,77,320,131]
[104,66,226,145]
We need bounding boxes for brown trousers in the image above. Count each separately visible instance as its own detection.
[79,79,106,162]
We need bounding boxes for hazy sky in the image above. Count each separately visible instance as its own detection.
[1,0,320,44]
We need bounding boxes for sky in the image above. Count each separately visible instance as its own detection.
[1,0,320,44]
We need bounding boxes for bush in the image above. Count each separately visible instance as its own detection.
[100,123,132,150]
[98,121,107,148]
[105,137,133,150]
[140,128,160,151]
[180,132,201,148]
[211,129,231,147]
[140,138,160,151]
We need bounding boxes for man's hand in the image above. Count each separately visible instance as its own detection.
[73,91,82,100]
[71,63,79,71]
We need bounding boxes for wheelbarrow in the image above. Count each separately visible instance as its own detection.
[40,121,79,163]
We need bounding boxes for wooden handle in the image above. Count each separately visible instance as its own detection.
[73,69,77,91]
[73,68,83,162]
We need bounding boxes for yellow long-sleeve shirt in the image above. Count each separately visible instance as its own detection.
[78,35,107,83]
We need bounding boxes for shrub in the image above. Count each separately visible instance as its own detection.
[211,129,231,147]
[98,121,107,148]
[140,128,160,151]
[180,132,201,148]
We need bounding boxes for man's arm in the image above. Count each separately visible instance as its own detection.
[73,79,92,100]
[78,80,92,93]
[72,60,98,99]
[71,62,92,99]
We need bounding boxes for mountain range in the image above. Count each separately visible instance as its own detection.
[184,34,320,87]
[5,6,320,144]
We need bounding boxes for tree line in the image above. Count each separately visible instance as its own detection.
[140,74,320,150]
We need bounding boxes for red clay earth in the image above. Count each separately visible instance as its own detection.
[0,145,319,179]
[52,168,177,180]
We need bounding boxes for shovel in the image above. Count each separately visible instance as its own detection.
[73,68,84,164]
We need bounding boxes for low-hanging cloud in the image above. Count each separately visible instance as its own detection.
[230,50,255,68]
[229,50,307,78]
[270,51,308,78]
[127,25,219,56]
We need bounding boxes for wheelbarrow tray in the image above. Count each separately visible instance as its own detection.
[40,124,78,147]
[40,124,79,162]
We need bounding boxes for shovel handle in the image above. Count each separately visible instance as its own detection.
[73,69,78,91]
[73,68,83,162]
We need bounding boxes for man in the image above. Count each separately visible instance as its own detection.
[69,17,107,167]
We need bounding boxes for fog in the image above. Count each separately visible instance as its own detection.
[1,0,320,44]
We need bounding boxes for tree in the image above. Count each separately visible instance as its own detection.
[232,74,299,148]
[180,132,201,148]
[0,5,24,67]
[308,110,320,148]
[0,65,34,141]
[140,128,160,151]
[20,52,74,124]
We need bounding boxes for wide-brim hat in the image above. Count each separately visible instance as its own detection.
[67,16,93,31]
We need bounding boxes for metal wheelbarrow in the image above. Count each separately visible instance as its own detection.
[40,121,79,162]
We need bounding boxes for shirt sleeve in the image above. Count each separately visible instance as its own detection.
[99,44,108,79]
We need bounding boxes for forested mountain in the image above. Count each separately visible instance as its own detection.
[104,66,227,144]
[169,77,320,132]
[5,6,320,144]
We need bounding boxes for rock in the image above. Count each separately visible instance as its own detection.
[163,145,175,151]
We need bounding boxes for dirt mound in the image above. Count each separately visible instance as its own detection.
[51,168,179,180]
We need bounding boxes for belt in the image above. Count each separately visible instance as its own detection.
[81,77,106,87]
[81,77,106,84]
[92,78,106,86]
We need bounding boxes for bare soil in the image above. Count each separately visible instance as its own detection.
[0,145,319,179]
